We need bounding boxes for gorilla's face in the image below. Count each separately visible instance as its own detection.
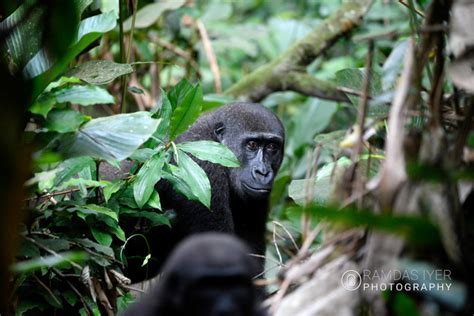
[228,132,284,200]
[211,103,285,202]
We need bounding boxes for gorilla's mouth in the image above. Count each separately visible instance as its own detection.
[242,183,271,195]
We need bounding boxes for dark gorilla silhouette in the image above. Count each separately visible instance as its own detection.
[120,102,285,282]
[120,233,266,316]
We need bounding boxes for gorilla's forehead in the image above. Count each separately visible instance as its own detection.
[216,102,284,134]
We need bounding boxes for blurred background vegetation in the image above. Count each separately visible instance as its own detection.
[1,0,473,315]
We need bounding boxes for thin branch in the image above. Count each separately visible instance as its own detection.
[32,273,61,306]
[398,0,425,17]
[196,19,222,93]
[52,268,92,315]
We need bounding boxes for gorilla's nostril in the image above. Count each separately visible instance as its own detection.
[253,168,269,178]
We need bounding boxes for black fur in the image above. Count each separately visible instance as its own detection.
[120,233,265,316]
[122,102,285,282]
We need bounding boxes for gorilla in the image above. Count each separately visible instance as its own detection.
[120,233,266,316]
[120,102,285,282]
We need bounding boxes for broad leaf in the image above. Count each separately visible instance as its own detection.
[335,68,387,118]
[67,60,133,85]
[177,141,240,167]
[288,157,352,206]
[46,109,88,133]
[59,112,160,161]
[133,152,165,209]
[169,84,203,140]
[174,150,211,208]
[103,180,123,203]
[123,0,185,31]
[129,148,156,162]
[31,84,114,117]
[287,99,338,154]
[76,204,118,222]
[120,208,170,228]
[73,238,114,258]
[0,1,91,68]
[153,90,173,141]
[146,191,162,210]
[58,178,109,191]
[90,227,112,246]
[168,79,195,110]
[53,156,95,188]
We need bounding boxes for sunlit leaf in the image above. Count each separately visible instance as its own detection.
[46,109,88,133]
[133,152,165,209]
[59,112,160,161]
[177,141,240,167]
[153,90,173,141]
[76,204,118,222]
[123,0,185,31]
[67,60,133,85]
[169,83,203,140]
[53,156,95,188]
[173,151,211,208]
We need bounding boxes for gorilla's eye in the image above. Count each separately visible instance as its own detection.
[267,143,277,151]
[246,141,258,151]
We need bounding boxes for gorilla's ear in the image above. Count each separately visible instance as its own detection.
[213,122,225,141]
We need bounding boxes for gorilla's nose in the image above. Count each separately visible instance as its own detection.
[252,166,272,183]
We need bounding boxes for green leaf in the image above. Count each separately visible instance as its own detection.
[133,152,165,208]
[175,150,211,208]
[54,85,115,105]
[110,225,126,241]
[67,60,133,85]
[146,190,162,210]
[28,12,117,99]
[59,112,160,161]
[46,109,87,133]
[168,79,194,109]
[59,178,109,189]
[129,148,156,162]
[153,90,173,141]
[73,238,114,258]
[169,83,203,140]
[120,209,170,228]
[123,0,185,31]
[90,227,112,246]
[76,204,118,221]
[13,251,88,273]
[177,141,240,167]
[335,68,387,118]
[0,3,44,67]
[288,157,352,206]
[287,99,338,153]
[163,167,200,203]
[103,180,123,203]
[53,156,95,188]
[141,254,151,267]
